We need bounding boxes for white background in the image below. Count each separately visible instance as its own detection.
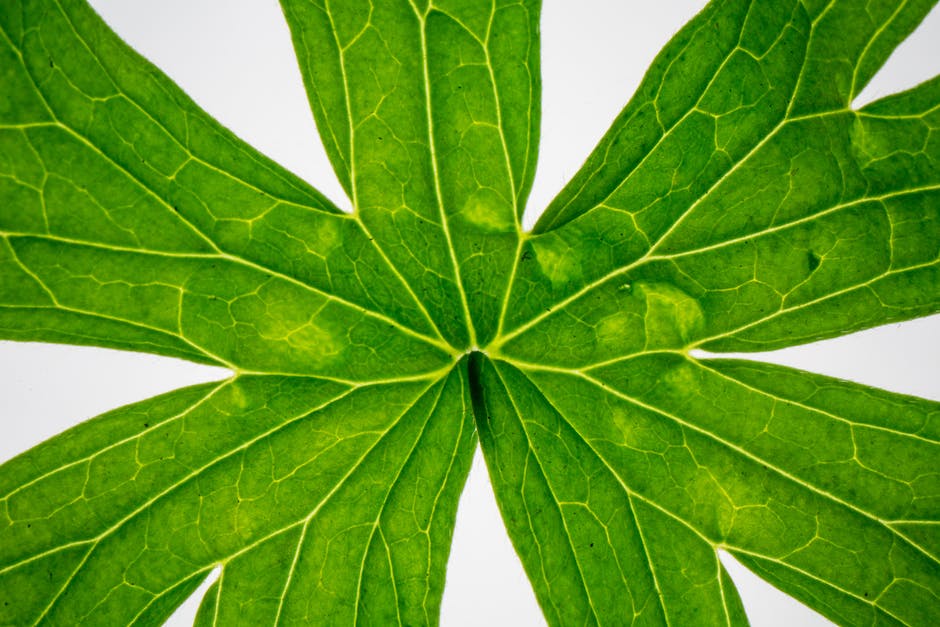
[2,2,938,625]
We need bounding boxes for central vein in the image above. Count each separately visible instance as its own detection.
[415,6,478,349]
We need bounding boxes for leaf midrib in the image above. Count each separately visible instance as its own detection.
[412,2,478,347]
[490,361,605,626]
[347,374,449,627]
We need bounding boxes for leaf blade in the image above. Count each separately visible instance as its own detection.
[502,3,939,357]
[472,353,751,626]
[479,350,939,625]
[0,0,449,366]
[280,0,542,346]
[0,365,476,625]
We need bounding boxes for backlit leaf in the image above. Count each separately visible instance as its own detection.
[1,1,937,625]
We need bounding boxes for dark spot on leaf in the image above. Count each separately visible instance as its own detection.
[143,423,149,428]
[589,542,594,548]
[807,251,821,272]
[521,250,532,262]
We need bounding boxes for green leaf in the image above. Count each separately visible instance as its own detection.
[1,1,938,626]
[0,371,475,624]
[281,0,540,347]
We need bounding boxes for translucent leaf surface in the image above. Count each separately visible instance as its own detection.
[1,1,938,625]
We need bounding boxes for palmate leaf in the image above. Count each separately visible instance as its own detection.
[0,2,937,627]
